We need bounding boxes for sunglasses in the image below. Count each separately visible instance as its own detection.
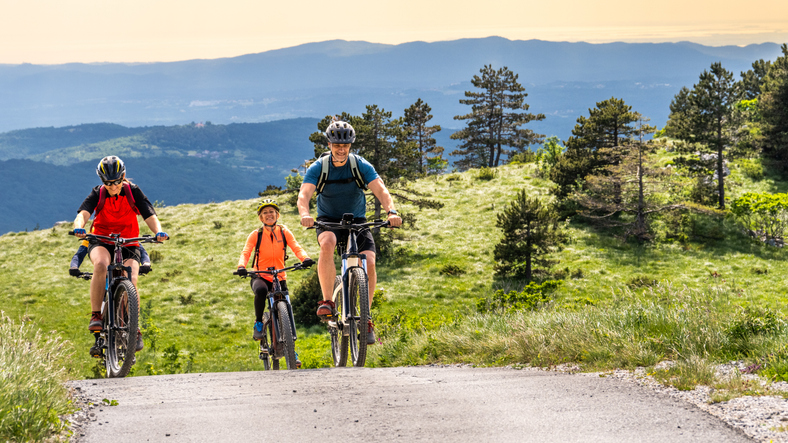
[103,179,124,186]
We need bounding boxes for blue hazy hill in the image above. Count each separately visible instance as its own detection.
[0,38,783,141]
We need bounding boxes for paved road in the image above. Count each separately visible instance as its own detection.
[70,366,752,442]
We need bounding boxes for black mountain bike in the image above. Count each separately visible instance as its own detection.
[69,231,161,378]
[233,263,308,370]
[311,214,391,368]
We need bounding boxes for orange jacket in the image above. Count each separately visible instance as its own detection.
[237,224,310,282]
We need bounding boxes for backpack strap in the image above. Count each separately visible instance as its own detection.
[347,154,368,191]
[94,182,140,216]
[251,227,264,270]
[95,186,107,215]
[315,153,367,195]
[280,225,289,262]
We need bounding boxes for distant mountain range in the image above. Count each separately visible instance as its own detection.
[0,38,784,140]
[0,120,318,234]
[1,37,786,234]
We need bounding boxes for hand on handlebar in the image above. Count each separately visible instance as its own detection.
[73,228,87,238]
[300,215,315,228]
[156,231,169,241]
[386,214,402,228]
[301,258,315,268]
[235,267,248,277]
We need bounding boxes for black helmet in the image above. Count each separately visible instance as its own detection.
[325,119,356,144]
[96,156,126,182]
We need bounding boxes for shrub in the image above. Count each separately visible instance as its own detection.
[731,192,788,245]
[508,151,537,164]
[477,167,497,181]
[476,280,562,313]
[726,307,785,340]
[627,275,658,289]
[291,269,323,328]
[258,184,284,197]
[439,264,466,276]
[738,158,764,180]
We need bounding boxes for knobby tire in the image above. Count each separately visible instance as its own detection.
[277,301,298,370]
[106,280,138,378]
[260,323,272,370]
[348,267,369,368]
[330,275,348,367]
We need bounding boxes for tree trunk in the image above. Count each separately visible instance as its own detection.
[717,118,725,209]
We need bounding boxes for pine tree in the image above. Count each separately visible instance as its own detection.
[574,117,683,241]
[494,191,568,281]
[666,62,742,209]
[760,44,788,166]
[550,97,640,199]
[451,65,545,170]
[402,99,444,175]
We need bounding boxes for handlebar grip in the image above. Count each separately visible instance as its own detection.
[68,230,74,236]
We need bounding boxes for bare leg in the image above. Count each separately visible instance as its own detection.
[89,247,111,312]
[317,231,337,301]
[364,250,377,310]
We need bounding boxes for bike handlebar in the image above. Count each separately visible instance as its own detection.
[307,219,393,231]
[233,262,311,277]
[69,231,163,245]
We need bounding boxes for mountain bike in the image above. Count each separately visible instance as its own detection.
[69,231,162,378]
[233,263,309,370]
[311,214,391,368]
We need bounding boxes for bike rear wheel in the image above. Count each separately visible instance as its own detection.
[276,301,298,370]
[106,280,139,378]
[329,275,348,367]
[348,268,369,367]
[260,322,272,371]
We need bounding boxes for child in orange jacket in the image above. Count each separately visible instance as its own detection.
[237,199,313,341]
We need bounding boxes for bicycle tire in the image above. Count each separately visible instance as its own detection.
[348,267,369,367]
[277,301,298,370]
[106,280,139,378]
[260,331,271,371]
[329,275,348,367]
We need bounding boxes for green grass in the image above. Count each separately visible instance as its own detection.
[4,159,788,430]
[0,313,74,442]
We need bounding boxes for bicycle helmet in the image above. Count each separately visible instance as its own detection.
[96,156,126,182]
[256,198,280,214]
[325,119,356,144]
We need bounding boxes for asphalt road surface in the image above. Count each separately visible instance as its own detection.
[70,366,752,442]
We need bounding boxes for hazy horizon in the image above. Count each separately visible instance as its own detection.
[1,0,786,64]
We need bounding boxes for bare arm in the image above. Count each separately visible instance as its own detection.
[143,215,168,239]
[73,211,91,237]
[298,182,317,227]
[367,178,402,227]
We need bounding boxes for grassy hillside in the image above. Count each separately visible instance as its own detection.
[2,162,788,381]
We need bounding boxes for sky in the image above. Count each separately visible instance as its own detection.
[1,0,787,65]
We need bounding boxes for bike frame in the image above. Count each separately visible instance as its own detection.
[71,232,160,362]
[314,214,390,328]
[234,264,304,361]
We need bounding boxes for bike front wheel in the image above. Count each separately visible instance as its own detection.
[276,301,298,370]
[106,280,139,378]
[348,268,369,367]
[329,275,348,367]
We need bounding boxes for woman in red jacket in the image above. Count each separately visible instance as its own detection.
[237,199,313,340]
[73,156,168,352]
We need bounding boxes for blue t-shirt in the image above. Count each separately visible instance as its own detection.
[303,154,379,219]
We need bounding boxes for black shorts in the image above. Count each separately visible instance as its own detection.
[88,242,141,264]
[316,216,376,254]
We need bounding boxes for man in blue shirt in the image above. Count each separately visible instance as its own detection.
[298,119,402,345]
